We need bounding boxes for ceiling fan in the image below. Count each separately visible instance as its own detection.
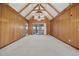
[34,4,45,21]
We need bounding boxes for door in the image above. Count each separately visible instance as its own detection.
[32,23,46,35]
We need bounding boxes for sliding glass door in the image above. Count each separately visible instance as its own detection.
[32,23,46,35]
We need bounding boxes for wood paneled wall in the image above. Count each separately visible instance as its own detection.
[28,16,50,35]
[0,4,28,48]
[50,4,79,49]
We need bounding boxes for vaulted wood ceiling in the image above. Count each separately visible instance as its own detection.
[8,3,70,20]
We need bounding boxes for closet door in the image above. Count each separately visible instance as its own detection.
[0,4,2,47]
[1,5,10,47]
[68,4,79,49]
[0,5,15,47]
[57,10,70,43]
[69,5,77,47]
[76,5,79,48]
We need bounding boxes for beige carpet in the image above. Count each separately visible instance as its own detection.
[0,35,79,56]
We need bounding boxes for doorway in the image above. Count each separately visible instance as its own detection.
[32,23,46,35]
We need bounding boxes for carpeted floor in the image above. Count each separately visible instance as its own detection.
[0,35,79,56]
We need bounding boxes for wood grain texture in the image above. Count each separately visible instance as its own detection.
[0,4,2,47]
[50,4,79,49]
[28,16,50,35]
[0,4,28,48]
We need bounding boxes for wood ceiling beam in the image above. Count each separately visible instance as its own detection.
[19,3,30,13]
[34,9,44,11]
[40,4,54,18]
[25,4,39,18]
[48,3,60,13]
[34,4,44,11]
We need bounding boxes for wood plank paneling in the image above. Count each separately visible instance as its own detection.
[75,5,79,47]
[50,4,79,49]
[0,4,2,47]
[0,4,28,48]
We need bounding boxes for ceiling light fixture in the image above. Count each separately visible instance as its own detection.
[34,4,45,21]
